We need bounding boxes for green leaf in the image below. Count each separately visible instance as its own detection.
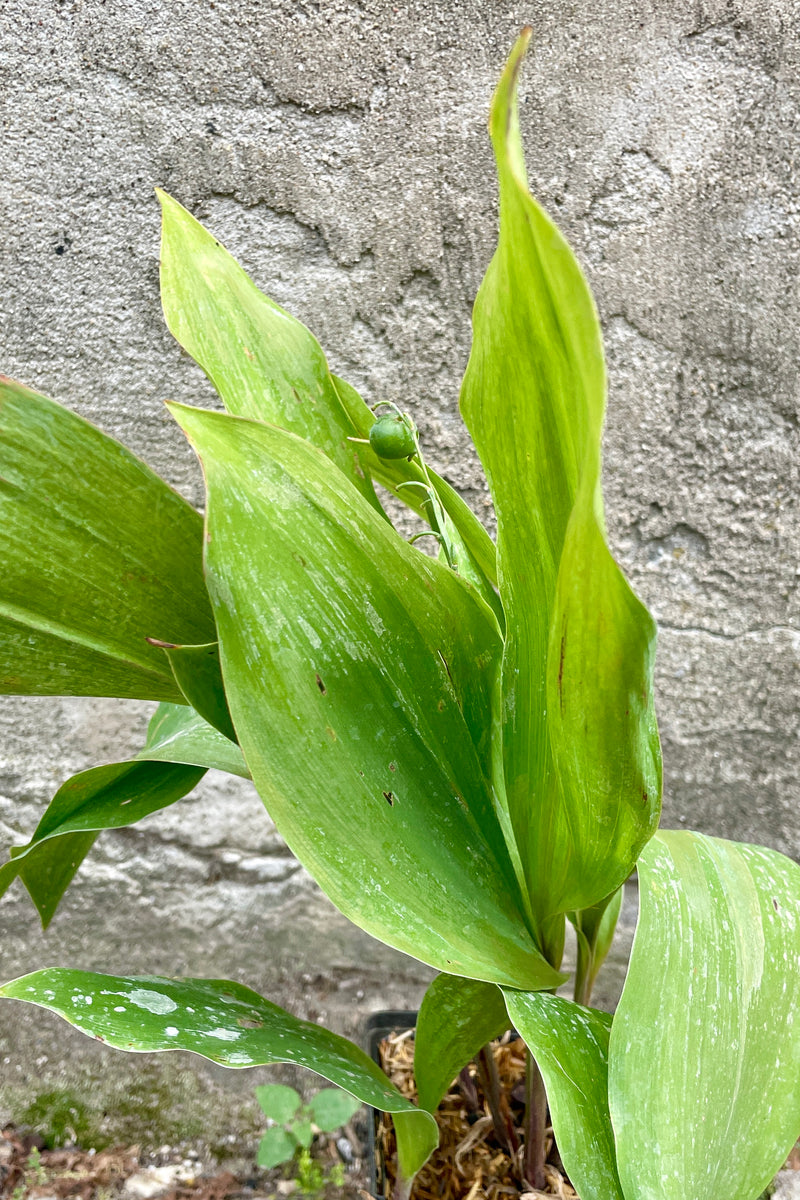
[0,760,205,926]
[0,970,438,1188]
[414,973,508,1113]
[503,989,623,1200]
[0,376,216,700]
[459,31,661,924]
[151,641,237,743]
[307,1087,362,1132]
[157,191,381,516]
[254,1084,302,1124]
[170,402,563,992]
[139,702,249,778]
[257,1126,297,1170]
[0,703,248,926]
[609,830,800,1200]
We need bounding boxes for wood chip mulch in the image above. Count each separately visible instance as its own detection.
[376,1030,577,1200]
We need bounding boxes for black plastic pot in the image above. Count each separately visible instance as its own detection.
[363,1009,417,1200]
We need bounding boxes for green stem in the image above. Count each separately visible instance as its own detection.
[574,933,595,1007]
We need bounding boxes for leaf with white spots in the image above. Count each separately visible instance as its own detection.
[0,969,438,1192]
[503,990,623,1200]
[167,402,564,993]
[609,830,800,1200]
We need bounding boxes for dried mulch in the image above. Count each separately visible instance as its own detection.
[376,1030,577,1200]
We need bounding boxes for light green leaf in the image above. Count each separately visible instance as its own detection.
[0,760,205,925]
[0,376,215,700]
[291,1120,313,1150]
[139,702,249,778]
[157,191,381,515]
[459,31,660,924]
[257,1126,297,1170]
[170,403,563,992]
[503,989,623,1200]
[414,973,508,1113]
[609,830,800,1200]
[0,970,438,1187]
[151,641,237,743]
[255,1083,302,1125]
[307,1087,361,1132]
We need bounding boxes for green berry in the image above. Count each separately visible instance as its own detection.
[368,413,417,459]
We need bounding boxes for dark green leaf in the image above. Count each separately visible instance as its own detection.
[503,989,623,1200]
[609,830,800,1200]
[170,403,563,991]
[157,192,381,515]
[0,376,215,700]
[459,31,660,924]
[0,970,438,1187]
[414,974,508,1113]
[0,760,205,926]
[152,641,236,743]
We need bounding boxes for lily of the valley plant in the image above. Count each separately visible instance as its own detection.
[1,30,799,1200]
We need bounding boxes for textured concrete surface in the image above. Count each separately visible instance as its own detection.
[1,0,799,1152]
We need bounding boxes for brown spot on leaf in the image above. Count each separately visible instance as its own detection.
[437,650,453,684]
[237,1016,263,1029]
[557,629,566,708]
[315,674,326,695]
[243,346,255,361]
[641,789,649,806]
[325,726,337,742]
[292,386,303,404]
[437,699,446,712]
[389,762,397,772]
[383,791,395,806]
[773,898,780,912]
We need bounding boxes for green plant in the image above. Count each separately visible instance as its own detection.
[254,1082,358,1193]
[1,26,799,1200]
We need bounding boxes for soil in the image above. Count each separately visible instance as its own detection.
[376,1029,576,1200]
[0,1124,368,1200]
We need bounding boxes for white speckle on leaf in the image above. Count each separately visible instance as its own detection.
[165,1026,179,1037]
[206,1027,240,1041]
[127,989,178,1015]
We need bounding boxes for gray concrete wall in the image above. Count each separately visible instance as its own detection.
[0,0,798,1151]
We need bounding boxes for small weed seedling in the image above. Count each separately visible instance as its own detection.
[255,1084,358,1194]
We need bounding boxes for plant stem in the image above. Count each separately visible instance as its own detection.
[523,1048,548,1191]
[574,934,595,1007]
[476,1044,519,1158]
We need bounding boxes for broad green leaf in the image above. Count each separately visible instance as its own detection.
[0,377,215,700]
[459,32,660,923]
[157,191,381,516]
[151,640,237,743]
[0,970,438,1188]
[140,702,249,778]
[609,830,800,1200]
[170,403,563,991]
[307,1087,361,1132]
[255,1083,302,1124]
[0,760,205,925]
[257,1126,296,1170]
[414,973,508,1113]
[503,990,623,1200]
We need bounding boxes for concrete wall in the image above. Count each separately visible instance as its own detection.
[1,0,798,1149]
